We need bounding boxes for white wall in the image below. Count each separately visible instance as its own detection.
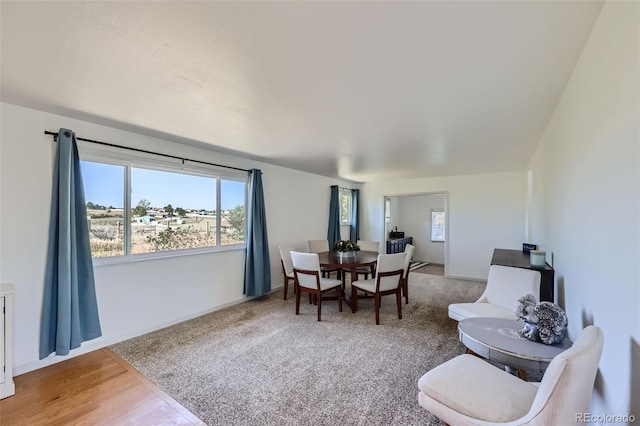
[0,102,356,375]
[362,172,527,280]
[528,1,639,418]
[391,194,446,264]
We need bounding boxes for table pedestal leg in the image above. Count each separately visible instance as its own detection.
[504,365,528,381]
[341,268,359,311]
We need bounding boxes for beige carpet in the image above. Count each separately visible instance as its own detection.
[111,274,485,425]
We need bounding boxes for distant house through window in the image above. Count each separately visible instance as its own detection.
[431,210,445,242]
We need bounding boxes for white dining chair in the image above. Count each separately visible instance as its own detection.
[308,239,330,253]
[401,243,415,304]
[278,243,296,300]
[308,239,338,278]
[290,251,343,321]
[344,240,379,281]
[350,253,406,325]
[357,240,380,253]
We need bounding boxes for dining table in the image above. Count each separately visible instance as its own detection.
[317,250,379,308]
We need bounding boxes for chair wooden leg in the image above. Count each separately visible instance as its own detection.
[351,285,358,313]
[404,277,409,304]
[317,293,322,321]
[283,276,289,300]
[295,287,301,315]
[396,288,402,319]
[375,294,381,325]
[338,287,343,312]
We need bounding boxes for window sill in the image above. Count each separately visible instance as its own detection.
[92,244,246,267]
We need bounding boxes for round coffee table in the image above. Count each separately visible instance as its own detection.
[458,317,572,376]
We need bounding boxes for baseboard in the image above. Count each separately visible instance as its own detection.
[444,274,486,283]
[13,294,257,377]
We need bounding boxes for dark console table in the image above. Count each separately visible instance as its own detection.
[386,237,413,254]
[491,249,555,302]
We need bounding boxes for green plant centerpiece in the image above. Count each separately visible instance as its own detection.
[333,240,360,257]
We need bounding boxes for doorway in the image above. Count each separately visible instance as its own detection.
[384,192,448,276]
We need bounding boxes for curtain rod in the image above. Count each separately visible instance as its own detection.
[44,130,251,173]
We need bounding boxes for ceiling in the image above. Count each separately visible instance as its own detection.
[1,1,604,182]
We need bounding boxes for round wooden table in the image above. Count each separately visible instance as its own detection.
[317,251,378,308]
[317,250,379,283]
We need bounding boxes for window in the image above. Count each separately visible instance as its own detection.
[220,179,247,246]
[81,155,246,260]
[384,198,391,225]
[340,188,352,225]
[83,162,126,257]
[431,210,445,242]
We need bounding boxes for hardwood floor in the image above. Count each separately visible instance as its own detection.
[0,348,205,426]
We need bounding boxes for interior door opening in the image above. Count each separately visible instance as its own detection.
[383,192,448,277]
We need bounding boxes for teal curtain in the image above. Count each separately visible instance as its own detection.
[244,169,271,297]
[327,185,341,248]
[349,188,360,241]
[40,128,101,359]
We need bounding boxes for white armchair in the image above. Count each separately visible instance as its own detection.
[448,265,541,321]
[418,325,604,425]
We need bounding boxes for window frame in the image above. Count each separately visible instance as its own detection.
[79,144,248,265]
